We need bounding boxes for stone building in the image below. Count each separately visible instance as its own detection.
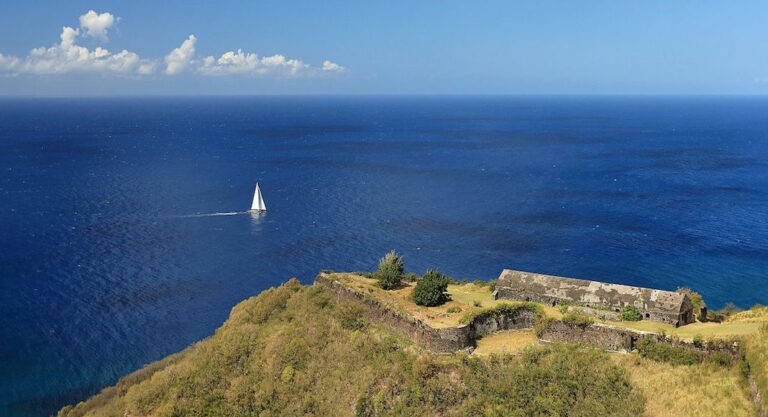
[493,269,695,326]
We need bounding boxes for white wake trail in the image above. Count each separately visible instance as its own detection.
[170,211,249,218]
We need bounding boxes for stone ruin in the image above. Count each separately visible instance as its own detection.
[493,269,695,327]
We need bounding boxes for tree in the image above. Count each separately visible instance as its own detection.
[413,269,450,307]
[375,250,404,290]
[620,304,642,321]
[677,287,706,320]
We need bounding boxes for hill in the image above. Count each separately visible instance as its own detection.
[59,277,766,417]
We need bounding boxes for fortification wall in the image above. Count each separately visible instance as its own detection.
[314,273,739,359]
[314,274,473,353]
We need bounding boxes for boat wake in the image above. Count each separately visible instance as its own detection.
[170,183,267,219]
[172,211,249,218]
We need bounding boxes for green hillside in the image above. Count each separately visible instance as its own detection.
[59,279,646,417]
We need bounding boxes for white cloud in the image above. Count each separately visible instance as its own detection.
[79,10,115,40]
[198,50,343,77]
[0,53,20,71]
[0,10,345,79]
[165,35,196,75]
[12,25,154,75]
[322,60,344,72]
[199,50,308,77]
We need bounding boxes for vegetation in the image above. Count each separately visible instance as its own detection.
[678,287,706,320]
[635,337,705,366]
[613,353,757,417]
[459,302,543,325]
[60,280,646,417]
[412,269,450,307]
[375,250,405,290]
[620,304,643,321]
[562,311,595,328]
[744,324,768,411]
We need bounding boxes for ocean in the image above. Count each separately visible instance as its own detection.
[1,96,767,416]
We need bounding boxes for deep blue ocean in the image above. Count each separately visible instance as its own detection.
[1,96,767,416]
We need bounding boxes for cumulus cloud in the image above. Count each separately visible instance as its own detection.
[165,35,196,75]
[79,10,115,40]
[198,49,309,77]
[0,53,20,71]
[196,49,343,77]
[0,10,345,79]
[322,60,344,72]
[0,25,153,75]
[0,10,154,76]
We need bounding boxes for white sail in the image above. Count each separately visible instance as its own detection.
[251,183,266,211]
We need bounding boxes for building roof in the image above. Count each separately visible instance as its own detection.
[497,269,689,314]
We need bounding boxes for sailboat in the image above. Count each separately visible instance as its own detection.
[251,183,267,212]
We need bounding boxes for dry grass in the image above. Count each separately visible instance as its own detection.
[333,273,562,327]
[472,330,540,356]
[603,318,765,341]
[612,354,756,417]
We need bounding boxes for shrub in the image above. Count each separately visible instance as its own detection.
[677,287,706,320]
[374,250,405,290]
[635,338,703,366]
[472,279,486,287]
[473,300,483,307]
[534,315,553,338]
[562,312,594,328]
[693,334,703,348]
[447,306,462,314]
[718,302,744,317]
[338,303,367,331]
[404,272,419,282]
[559,303,570,315]
[620,305,642,321]
[487,279,497,292]
[708,352,732,367]
[412,269,450,307]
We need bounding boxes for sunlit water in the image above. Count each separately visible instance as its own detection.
[1,96,767,416]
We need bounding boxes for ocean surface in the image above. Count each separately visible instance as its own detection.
[1,96,767,416]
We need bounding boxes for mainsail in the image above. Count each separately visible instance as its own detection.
[251,183,266,211]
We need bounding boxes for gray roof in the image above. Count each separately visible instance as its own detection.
[497,269,688,314]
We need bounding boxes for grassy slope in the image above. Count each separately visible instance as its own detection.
[612,354,755,417]
[59,279,645,417]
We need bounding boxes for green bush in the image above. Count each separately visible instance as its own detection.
[620,305,642,321]
[677,287,706,320]
[404,272,419,282]
[472,279,486,287]
[338,302,368,331]
[562,312,595,328]
[447,306,462,314]
[635,338,704,366]
[412,269,450,307]
[487,279,497,292]
[374,250,405,290]
[473,300,482,307]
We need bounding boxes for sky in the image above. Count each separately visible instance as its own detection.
[0,0,767,95]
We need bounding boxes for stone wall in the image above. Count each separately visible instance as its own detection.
[314,274,473,353]
[315,274,540,353]
[315,273,739,359]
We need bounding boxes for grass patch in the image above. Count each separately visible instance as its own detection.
[472,330,540,356]
[613,353,756,417]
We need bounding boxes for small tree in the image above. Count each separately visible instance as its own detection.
[677,287,706,320]
[413,269,450,306]
[620,304,642,321]
[375,250,404,290]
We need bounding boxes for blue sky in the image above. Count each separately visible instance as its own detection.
[1,0,767,95]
